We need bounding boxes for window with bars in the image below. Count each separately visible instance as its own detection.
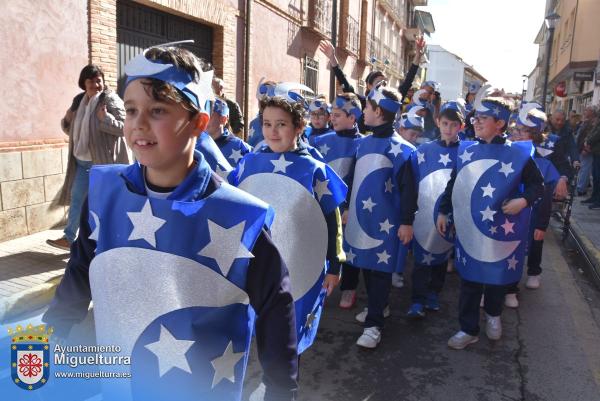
[303,56,319,95]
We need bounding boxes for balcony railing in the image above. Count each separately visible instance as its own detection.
[369,36,381,61]
[346,14,360,54]
[307,0,333,38]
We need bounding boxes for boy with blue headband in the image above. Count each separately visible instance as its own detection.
[43,44,298,400]
[206,97,252,167]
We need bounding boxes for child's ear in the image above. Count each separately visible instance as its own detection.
[195,113,210,134]
[220,116,228,125]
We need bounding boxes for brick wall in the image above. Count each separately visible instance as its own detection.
[89,0,119,90]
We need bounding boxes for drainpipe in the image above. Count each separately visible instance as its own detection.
[329,0,338,102]
[243,0,252,141]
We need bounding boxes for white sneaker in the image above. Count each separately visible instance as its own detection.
[485,314,502,340]
[339,290,357,309]
[447,331,479,350]
[355,305,391,323]
[526,275,541,289]
[356,327,381,348]
[391,272,404,288]
[504,293,519,308]
[480,294,485,308]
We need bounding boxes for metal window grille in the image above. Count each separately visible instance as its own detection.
[304,56,319,95]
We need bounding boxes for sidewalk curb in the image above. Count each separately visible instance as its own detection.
[0,275,62,323]
[568,215,600,284]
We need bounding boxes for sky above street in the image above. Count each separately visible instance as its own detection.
[419,0,547,93]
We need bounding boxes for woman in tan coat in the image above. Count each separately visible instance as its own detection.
[47,65,130,251]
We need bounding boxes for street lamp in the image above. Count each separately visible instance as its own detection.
[521,74,527,101]
[541,12,560,111]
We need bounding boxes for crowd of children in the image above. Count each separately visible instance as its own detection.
[41,38,578,400]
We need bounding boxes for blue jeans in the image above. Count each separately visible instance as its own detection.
[576,152,592,193]
[64,159,93,243]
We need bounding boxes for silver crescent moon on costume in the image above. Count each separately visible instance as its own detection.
[519,103,542,127]
[273,82,314,102]
[412,89,427,106]
[413,168,453,254]
[473,84,492,112]
[328,157,353,180]
[407,105,424,126]
[238,173,327,301]
[345,153,393,250]
[255,77,267,100]
[452,158,520,262]
[90,248,250,357]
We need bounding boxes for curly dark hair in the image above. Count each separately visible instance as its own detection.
[259,96,306,129]
[78,64,105,90]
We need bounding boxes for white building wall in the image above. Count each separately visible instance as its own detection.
[526,67,539,102]
[426,45,466,101]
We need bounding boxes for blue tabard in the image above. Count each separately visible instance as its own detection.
[535,133,560,158]
[216,128,252,167]
[195,132,233,175]
[344,134,415,273]
[411,140,458,266]
[306,127,335,147]
[87,163,273,401]
[530,154,560,232]
[311,131,362,185]
[452,140,534,285]
[247,116,263,147]
[230,150,347,353]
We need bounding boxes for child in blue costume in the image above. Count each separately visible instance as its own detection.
[230,95,347,354]
[206,97,252,167]
[305,96,334,147]
[396,104,425,146]
[504,104,560,307]
[407,101,464,319]
[437,96,543,350]
[42,44,298,401]
[311,93,363,309]
[344,86,417,349]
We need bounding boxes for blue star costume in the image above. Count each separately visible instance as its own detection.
[230,148,347,353]
[195,132,233,175]
[305,126,335,147]
[247,115,264,148]
[214,127,252,167]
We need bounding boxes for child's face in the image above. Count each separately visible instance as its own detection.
[85,75,104,97]
[399,127,420,144]
[472,114,504,142]
[123,79,198,182]
[262,106,302,153]
[206,112,227,138]
[363,101,384,127]
[438,117,462,143]
[511,124,534,142]
[330,108,355,131]
[310,110,329,129]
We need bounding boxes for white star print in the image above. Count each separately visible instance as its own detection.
[370,88,386,104]
[319,143,331,156]
[417,151,426,164]
[305,312,317,329]
[462,256,467,265]
[229,149,243,164]
[198,220,254,276]
[376,250,391,264]
[489,225,498,234]
[385,178,394,193]
[499,162,514,177]
[346,249,356,264]
[438,153,452,167]
[480,183,496,198]
[507,255,518,270]
[89,210,100,241]
[236,160,246,180]
[459,150,473,164]
[501,218,515,235]
[145,325,194,377]
[493,107,501,116]
[422,253,435,265]
[388,142,403,157]
[271,154,293,173]
[127,200,166,248]
[362,197,377,212]
[379,219,394,234]
[210,341,244,389]
[313,178,332,201]
[547,140,555,148]
[480,206,497,222]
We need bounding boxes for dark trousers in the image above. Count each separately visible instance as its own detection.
[459,279,505,336]
[506,238,544,294]
[340,262,361,290]
[363,269,392,329]
[411,261,447,304]
[591,154,600,202]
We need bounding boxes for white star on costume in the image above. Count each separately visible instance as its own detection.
[493,107,501,116]
[236,160,246,180]
[248,126,255,139]
[89,211,100,241]
[305,312,317,329]
[362,197,377,212]
[507,255,518,270]
[271,154,293,173]
[422,253,435,265]
[489,226,498,234]
[547,140,555,148]
[388,143,403,157]
[417,151,426,164]
[229,149,243,164]
[385,178,394,193]
[145,325,194,377]
[501,218,515,235]
[499,162,514,177]
[370,89,387,104]
[480,206,497,222]
[313,179,332,201]
[459,150,473,164]
[379,219,394,234]
[198,220,254,276]
[210,341,244,389]
[318,143,331,156]
[127,200,166,248]
[346,249,356,264]
[376,250,391,264]
[481,183,496,198]
[462,256,467,265]
[438,153,452,167]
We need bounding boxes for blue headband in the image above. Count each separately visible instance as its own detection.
[213,98,229,117]
[474,100,511,123]
[309,99,331,114]
[368,87,401,114]
[334,96,362,119]
[400,105,424,130]
[440,100,466,120]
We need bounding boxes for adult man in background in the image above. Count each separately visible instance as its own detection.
[213,77,245,138]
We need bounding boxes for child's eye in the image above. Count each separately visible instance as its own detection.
[152,108,167,116]
[125,108,136,116]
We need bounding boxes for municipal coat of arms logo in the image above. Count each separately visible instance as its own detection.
[9,324,53,390]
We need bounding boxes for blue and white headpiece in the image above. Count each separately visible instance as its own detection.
[400,106,424,130]
[334,95,362,119]
[517,102,546,130]
[368,87,401,114]
[309,99,331,114]
[124,40,214,114]
[473,83,511,122]
[411,89,428,107]
[256,77,275,101]
[212,98,229,117]
[258,81,314,110]
[421,80,439,91]
[468,81,482,94]
[440,99,466,120]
